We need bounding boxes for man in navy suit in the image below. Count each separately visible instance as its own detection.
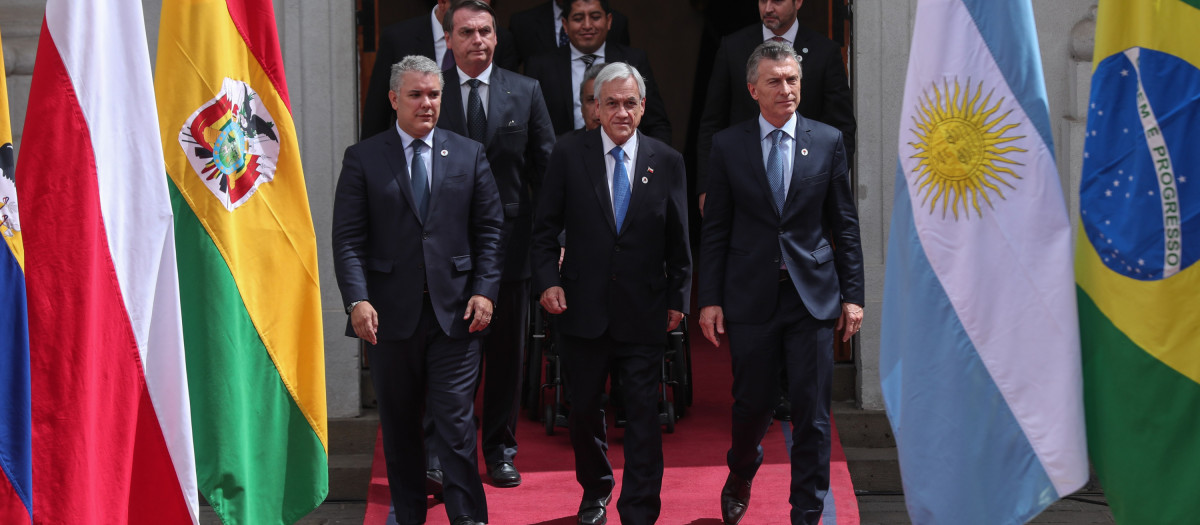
[436,0,556,489]
[333,55,502,525]
[696,0,856,213]
[522,0,671,143]
[698,41,863,525]
[532,62,691,525]
[360,0,518,139]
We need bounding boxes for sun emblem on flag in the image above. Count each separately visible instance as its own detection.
[179,78,280,211]
[908,78,1026,219]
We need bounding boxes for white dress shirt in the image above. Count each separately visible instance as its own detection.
[759,112,798,198]
[552,1,565,44]
[570,43,606,129]
[396,123,435,190]
[762,19,800,46]
[601,127,638,206]
[456,63,493,118]
[432,6,449,69]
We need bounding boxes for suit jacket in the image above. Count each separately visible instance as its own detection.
[361,14,519,139]
[532,129,691,346]
[508,0,631,67]
[698,114,863,322]
[333,128,505,341]
[523,43,672,144]
[438,67,556,281]
[696,23,856,194]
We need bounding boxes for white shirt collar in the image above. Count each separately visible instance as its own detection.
[396,122,435,150]
[431,6,445,43]
[600,126,638,159]
[761,20,799,45]
[457,62,494,85]
[758,112,798,142]
[569,42,607,61]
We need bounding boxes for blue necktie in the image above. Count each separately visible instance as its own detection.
[411,140,430,221]
[466,79,487,143]
[611,146,631,233]
[766,129,786,214]
[558,24,569,47]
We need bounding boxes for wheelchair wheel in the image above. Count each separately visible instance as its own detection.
[544,404,556,436]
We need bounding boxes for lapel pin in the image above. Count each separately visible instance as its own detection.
[801,148,809,156]
[641,176,649,184]
[647,167,654,174]
[508,120,516,126]
[441,149,449,157]
[802,47,809,54]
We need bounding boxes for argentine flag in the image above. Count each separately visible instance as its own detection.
[880,0,1089,523]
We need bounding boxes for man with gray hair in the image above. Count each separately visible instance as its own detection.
[698,40,863,525]
[333,54,503,525]
[532,61,691,525]
[577,62,606,132]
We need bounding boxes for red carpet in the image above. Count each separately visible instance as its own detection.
[364,336,859,524]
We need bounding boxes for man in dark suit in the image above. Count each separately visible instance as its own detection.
[361,0,518,139]
[696,0,856,212]
[508,0,630,67]
[532,62,691,525]
[333,55,503,525]
[523,0,671,143]
[698,41,863,525]
[435,0,556,489]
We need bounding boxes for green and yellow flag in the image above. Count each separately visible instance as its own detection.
[1076,1,1200,522]
[154,1,328,522]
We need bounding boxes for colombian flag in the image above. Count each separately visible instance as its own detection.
[1077,1,1200,522]
[18,1,198,522]
[154,0,329,523]
[0,25,32,525]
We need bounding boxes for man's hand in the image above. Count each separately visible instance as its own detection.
[699,305,725,348]
[667,309,684,332]
[558,247,566,270]
[540,286,567,314]
[351,301,379,345]
[464,295,494,333]
[698,193,706,217]
[836,303,864,342]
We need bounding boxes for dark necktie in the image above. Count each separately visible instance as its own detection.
[581,54,598,69]
[442,46,455,71]
[766,130,786,214]
[558,24,569,47]
[411,139,430,221]
[611,146,631,232]
[466,79,487,143]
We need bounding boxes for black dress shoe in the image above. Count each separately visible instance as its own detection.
[488,461,522,487]
[773,397,792,421]
[426,469,444,500]
[451,516,482,525]
[720,473,752,525]
[577,494,611,525]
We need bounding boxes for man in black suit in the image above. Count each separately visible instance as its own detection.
[435,0,556,489]
[696,0,856,212]
[698,41,863,525]
[508,0,631,67]
[532,62,691,525]
[523,0,671,143]
[333,55,503,525]
[361,0,519,139]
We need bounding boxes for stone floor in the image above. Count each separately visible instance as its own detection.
[199,493,1115,524]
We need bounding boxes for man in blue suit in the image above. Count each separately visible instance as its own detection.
[332,55,503,525]
[533,62,691,525]
[698,41,863,525]
[436,0,556,488]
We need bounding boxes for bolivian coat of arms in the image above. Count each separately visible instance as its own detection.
[179,77,279,211]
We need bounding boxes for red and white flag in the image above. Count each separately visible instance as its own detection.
[15,1,198,523]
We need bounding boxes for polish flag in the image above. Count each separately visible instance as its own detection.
[15,1,198,523]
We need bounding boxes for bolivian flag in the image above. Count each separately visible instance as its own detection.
[154,1,328,523]
[1077,1,1200,522]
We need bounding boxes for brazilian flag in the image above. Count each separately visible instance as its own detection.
[1076,0,1200,522]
